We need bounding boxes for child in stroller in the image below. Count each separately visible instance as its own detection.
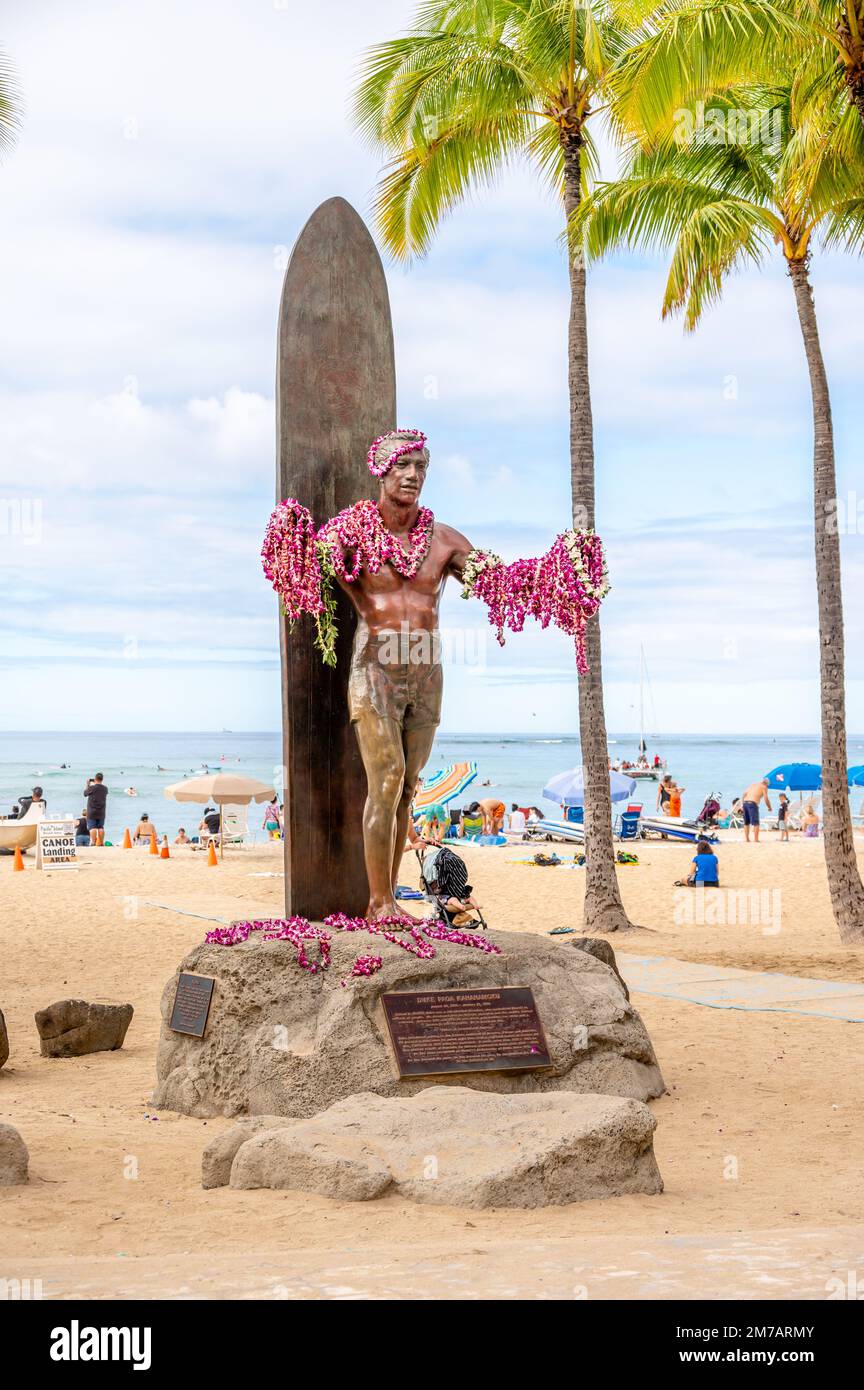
[697,792,722,827]
[417,843,486,929]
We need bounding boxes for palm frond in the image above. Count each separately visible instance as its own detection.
[372,108,535,257]
[611,0,806,143]
[0,46,22,159]
[821,196,864,253]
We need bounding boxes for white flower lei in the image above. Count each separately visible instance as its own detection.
[563,528,610,601]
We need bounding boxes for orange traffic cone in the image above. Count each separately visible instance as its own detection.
[160,836,170,860]
[206,840,218,867]
[149,830,159,856]
[13,845,25,872]
[122,827,132,849]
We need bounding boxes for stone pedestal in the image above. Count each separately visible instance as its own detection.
[154,928,664,1119]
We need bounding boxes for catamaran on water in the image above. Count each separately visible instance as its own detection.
[612,647,666,780]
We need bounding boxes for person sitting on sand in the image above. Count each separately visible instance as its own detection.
[458,802,484,838]
[741,777,772,842]
[675,839,719,888]
[800,803,820,837]
[199,807,221,841]
[419,803,447,845]
[133,813,156,843]
[174,828,189,845]
[509,803,526,832]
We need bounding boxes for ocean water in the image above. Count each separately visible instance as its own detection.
[2,730,863,842]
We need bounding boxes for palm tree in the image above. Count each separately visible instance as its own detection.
[574,86,864,941]
[353,0,662,933]
[613,1,864,138]
[0,45,21,159]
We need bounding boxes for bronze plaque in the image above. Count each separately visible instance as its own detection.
[169,973,215,1038]
[382,987,551,1078]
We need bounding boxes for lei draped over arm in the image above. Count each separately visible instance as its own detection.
[459,532,609,675]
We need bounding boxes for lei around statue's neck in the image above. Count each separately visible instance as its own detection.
[376,493,423,536]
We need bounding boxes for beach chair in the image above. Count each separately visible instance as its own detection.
[615,809,642,841]
[221,806,251,848]
[786,796,821,833]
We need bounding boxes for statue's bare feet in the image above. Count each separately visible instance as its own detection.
[366,899,422,927]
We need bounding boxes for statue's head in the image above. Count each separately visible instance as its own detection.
[367,428,429,504]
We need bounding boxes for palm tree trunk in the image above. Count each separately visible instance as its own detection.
[788,255,864,943]
[562,131,635,933]
[840,14,864,131]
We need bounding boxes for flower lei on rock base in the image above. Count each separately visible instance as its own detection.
[261,499,435,667]
[460,529,609,675]
[203,911,500,981]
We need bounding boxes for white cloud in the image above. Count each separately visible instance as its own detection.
[1,0,861,735]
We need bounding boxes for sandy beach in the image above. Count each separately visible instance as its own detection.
[1,830,863,1299]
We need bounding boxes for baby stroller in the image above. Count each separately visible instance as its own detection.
[697,792,722,827]
[415,843,488,930]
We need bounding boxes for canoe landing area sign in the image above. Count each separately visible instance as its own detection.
[36,820,78,871]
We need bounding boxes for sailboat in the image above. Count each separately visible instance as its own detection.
[618,647,665,780]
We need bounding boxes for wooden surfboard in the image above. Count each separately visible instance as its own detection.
[276,197,396,919]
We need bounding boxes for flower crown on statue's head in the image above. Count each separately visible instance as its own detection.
[367,428,428,477]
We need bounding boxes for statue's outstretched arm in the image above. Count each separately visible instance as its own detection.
[450,527,609,675]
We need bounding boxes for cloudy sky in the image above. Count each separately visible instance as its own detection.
[1,0,861,737]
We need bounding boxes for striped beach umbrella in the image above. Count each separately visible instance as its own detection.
[414,761,478,810]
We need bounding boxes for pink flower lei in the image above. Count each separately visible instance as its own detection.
[203,911,501,980]
[261,497,434,665]
[367,428,427,477]
[460,529,609,675]
[318,499,434,582]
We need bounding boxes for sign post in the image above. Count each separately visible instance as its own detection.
[36,820,78,871]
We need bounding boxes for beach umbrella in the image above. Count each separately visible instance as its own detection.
[163,772,275,859]
[848,765,864,787]
[414,761,478,810]
[542,767,637,807]
[763,763,822,792]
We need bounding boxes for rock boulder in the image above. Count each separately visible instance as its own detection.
[0,1122,29,1185]
[35,999,133,1057]
[204,1086,662,1207]
[154,926,664,1119]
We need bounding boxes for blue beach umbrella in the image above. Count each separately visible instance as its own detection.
[542,767,637,807]
[848,765,864,787]
[764,762,822,792]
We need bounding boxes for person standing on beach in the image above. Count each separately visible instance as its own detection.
[84,773,108,846]
[657,774,674,814]
[741,777,772,843]
[777,793,790,842]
